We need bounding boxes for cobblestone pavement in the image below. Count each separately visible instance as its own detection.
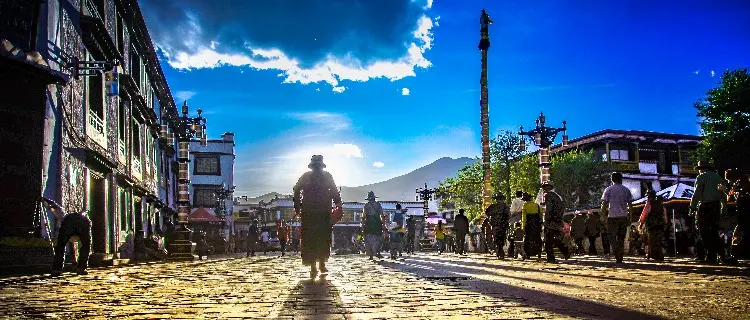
[0,252,748,319]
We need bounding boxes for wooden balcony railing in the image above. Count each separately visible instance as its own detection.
[610,161,639,173]
[87,110,107,147]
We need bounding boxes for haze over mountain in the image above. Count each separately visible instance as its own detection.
[339,157,474,202]
[238,157,474,204]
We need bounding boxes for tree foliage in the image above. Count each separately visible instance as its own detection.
[490,130,528,200]
[436,159,484,221]
[509,153,540,198]
[550,150,609,210]
[694,68,750,172]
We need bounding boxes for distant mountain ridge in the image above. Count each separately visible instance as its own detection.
[339,157,475,202]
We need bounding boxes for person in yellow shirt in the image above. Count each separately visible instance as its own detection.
[435,220,446,254]
[521,192,543,258]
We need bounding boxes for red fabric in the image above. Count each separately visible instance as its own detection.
[188,208,223,222]
[331,207,344,225]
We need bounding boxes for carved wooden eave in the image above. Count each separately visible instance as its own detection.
[0,39,69,84]
[551,129,703,153]
[79,9,123,63]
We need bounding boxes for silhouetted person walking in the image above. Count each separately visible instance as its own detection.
[293,155,343,278]
[454,209,469,255]
[44,198,91,276]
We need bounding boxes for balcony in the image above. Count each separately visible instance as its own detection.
[610,161,639,173]
[80,0,121,61]
[132,157,142,181]
[86,110,107,148]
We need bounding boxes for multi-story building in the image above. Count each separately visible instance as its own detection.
[551,129,702,199]
[0,0,182,269]
[188,133,235,238]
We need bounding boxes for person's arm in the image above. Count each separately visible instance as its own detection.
[627,190,634,222]
[326,172,343,208]
[690,175,703,211]
[293,174,305,215]
[662,205,668,225]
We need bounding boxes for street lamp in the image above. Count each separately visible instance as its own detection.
[162,100,207,261]
[518,112,568,184]
[416,183,437,251]
[214,184,236,236]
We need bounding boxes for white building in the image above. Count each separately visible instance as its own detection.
[189,132,236,237]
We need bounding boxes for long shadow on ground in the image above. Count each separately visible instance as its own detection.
[380,257,664,320]
[277,275,348,319]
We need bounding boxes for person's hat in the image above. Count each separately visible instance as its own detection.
[493,192,505,200]
[308,155,326,168]
[366,191,377,200]
[695,161,712,170]
[542,180,554,188]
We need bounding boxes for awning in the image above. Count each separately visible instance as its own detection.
[632,183,695,205]
[188,207,224,222]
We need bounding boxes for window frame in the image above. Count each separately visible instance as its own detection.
[193,186,220,208]
[193,154,222,176]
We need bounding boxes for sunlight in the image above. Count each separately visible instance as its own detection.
[276,143,367,188]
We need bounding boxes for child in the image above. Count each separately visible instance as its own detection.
[513,222,526,260]
[389,223,405,259]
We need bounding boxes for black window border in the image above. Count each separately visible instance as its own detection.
[193,154,221,176]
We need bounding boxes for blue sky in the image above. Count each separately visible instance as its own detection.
[141,0,750,196]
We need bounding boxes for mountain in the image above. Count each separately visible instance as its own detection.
[240,192,287,204]
[339,157,475,202]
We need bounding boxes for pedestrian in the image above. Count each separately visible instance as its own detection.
[435,220,446,254]
[512,222,526,260]
[405,216,416,254]
[585,211,602,255]
[721,168,748,261]
[246,220,260,257]
[292,227,301,253]
[293,155,344,278]
[689,161,728,264]
[628,225,645,256]
[363,191,385,260]
[389,222,405,259]
[454,209,470,255]
[542,181,570,263]
[521,192,543,258]
[278,220,289,256]
[571,211,587,255]
[639,190,668,261]
[486,193,510,259]
[260,229,270,255]
[44,198,91,276]
[601,172,633,264]
[482,217,493,253]
[506,224,516,257]
[510,190,525,227]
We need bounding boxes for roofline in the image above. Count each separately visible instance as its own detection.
[551,129,702,152]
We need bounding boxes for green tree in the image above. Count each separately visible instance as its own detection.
[694,68,750,172]
[509,153,541,197]
[550,150,609,210]
[490,130,528,200]
[436,159,484,221]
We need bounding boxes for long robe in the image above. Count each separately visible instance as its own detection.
[293,169,342,266]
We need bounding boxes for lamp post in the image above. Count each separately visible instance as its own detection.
[164,100,207,261]
[214,183,236,236]
[416,183,437,251]
[518,112,568,185]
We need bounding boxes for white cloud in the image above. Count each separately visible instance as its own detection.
[711,70,716,77]
[315,88,321,92]
[158,15,438,93]
[373,161,385,168]
[332,144,363,158]
[401,88,410,96]
[693,70,700,75]
[175,90,197,101]
[288,112,351,131]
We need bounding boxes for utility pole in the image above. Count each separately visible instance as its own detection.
[479,9,493,212]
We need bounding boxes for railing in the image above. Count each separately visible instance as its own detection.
[132,157,142,180]
[87,110,106,147]
[83,0,104,21]
[118,140,126,157]
[610,161,639,173]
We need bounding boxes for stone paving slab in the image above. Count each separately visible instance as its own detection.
[0,252,747,319]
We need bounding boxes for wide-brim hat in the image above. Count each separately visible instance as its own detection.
[308,155,326,169]
[695,161,712,170]
[366,191,377,200]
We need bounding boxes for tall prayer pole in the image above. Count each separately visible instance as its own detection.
[479,9,493,212]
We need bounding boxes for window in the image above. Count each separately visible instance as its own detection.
[118,100,126,141]
[130,44,140,89]
[194,155,221,175]
[115,13,125,54]
[88,71,104,119]
[132,120,142,157]
[193,187,219,208]
[610,149,629,161]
